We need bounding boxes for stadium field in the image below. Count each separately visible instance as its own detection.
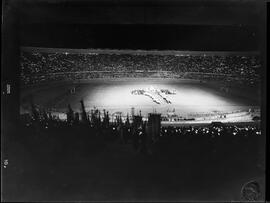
[20,78,260,121]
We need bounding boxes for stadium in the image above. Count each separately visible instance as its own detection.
[16,47,264,201]
[3,0,265,202]
[20,47,261,124]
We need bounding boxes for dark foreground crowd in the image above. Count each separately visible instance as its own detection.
[15,100,263,168]
[3,100,264,203]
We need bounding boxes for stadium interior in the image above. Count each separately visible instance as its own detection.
[2,0,266,202]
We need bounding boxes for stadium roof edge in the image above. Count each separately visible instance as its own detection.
[20,46,260,56]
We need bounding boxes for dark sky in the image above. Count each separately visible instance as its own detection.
[15,0,263,51]
[19,24,259,51]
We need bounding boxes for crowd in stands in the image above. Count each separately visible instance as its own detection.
[160,124,260,138]
[20,51,261,85]
[17,99,262,165]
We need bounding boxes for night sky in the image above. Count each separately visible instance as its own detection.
[16,0,263,51]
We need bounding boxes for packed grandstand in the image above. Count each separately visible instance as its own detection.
[20,48,261,86]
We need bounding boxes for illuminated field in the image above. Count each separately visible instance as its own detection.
[20,79,260,120]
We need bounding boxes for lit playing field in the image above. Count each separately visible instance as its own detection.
[20,79,260,119]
